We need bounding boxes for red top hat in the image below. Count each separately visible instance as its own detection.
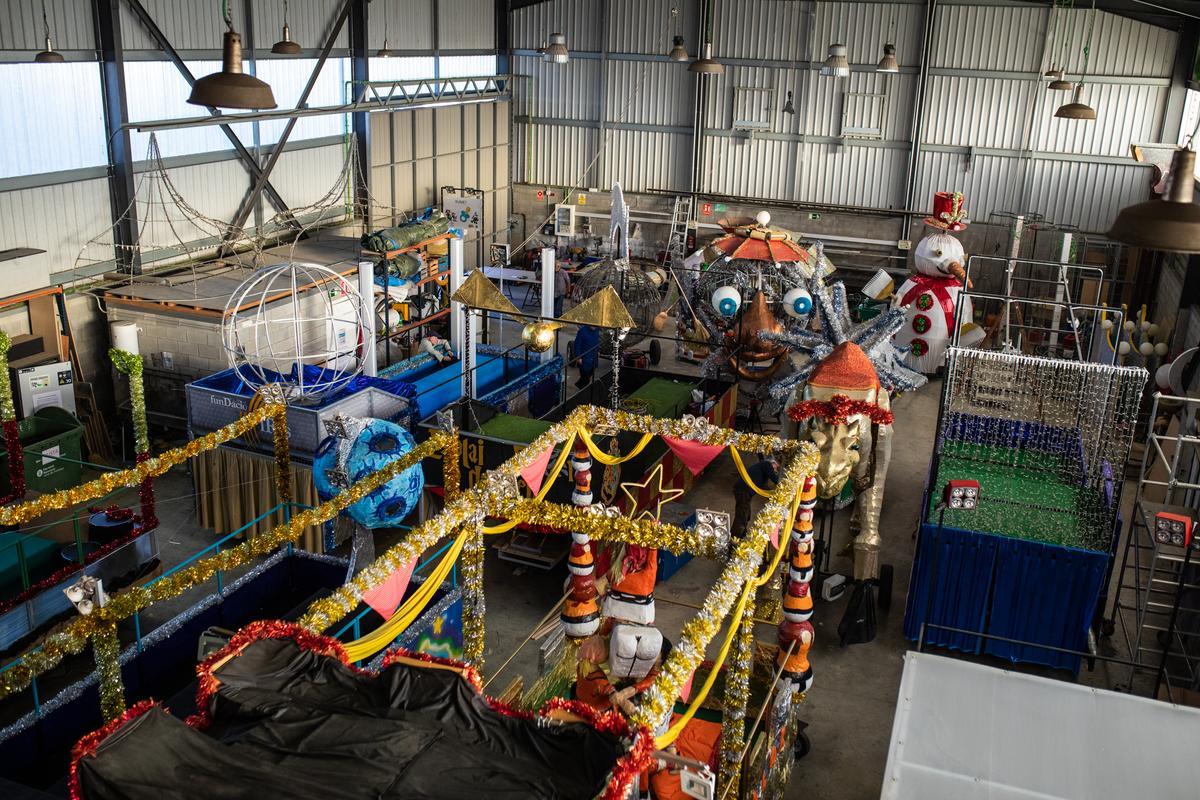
[924,192,968,232]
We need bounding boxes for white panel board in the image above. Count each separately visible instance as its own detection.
[884,653,1200,800]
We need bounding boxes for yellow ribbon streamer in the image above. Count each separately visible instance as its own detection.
[579,428,655,466]
[343,530,468,661]
[730,446,774,498]
[481,432,578,534]
[654,488,803,748]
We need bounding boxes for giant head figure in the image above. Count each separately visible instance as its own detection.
[692,212,832,381]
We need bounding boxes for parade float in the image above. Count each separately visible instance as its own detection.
[0,383,823,799]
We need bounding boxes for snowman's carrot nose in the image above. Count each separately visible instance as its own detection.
[947,262,973,288]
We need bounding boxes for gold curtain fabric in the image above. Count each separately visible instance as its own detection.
[194,447,324,552]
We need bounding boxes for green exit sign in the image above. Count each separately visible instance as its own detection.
[808,212,821,221]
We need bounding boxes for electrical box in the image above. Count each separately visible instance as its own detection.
[554,204,575,237]
[13,360,75,419]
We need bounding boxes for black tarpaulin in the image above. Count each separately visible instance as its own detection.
[76,637,626,800]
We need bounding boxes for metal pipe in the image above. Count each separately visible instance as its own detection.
[902,0,938,232]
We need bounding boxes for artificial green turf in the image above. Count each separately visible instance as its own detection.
[928,441,1108,552]
[477,414,552,444]
[627,377,695,419]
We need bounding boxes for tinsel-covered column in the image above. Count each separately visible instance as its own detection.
[0,333,25,502]
[443,429,461,502]
[461,512,486,667]
[718,594,757,798]
[110,349,155,529]
[562,437,600,638]
[93,623,126,722]
[777,476,816,692]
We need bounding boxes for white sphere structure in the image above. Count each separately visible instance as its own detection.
[222,262,368,401]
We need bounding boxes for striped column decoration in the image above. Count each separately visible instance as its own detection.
[777,475,817,692]
[562,438,600,639]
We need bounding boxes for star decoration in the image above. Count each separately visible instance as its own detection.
[619,463,684,523]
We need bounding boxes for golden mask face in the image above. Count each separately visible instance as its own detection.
[807,418,862,499]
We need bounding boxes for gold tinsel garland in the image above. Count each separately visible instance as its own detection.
[628,446,817,732]
[0,430,452,704]
[0,402,287,528]
[93,623,125,722]
[460,516,486,667]
[0,331,15,422]
[718,595,758,797]
[496,499,723,558]
[444,433,461,502]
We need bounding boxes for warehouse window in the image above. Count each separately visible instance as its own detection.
[440,55,499,78]
[0,62,107,179]
[125,61,251,160]
[257,57,350,146]
[370,56,437,83]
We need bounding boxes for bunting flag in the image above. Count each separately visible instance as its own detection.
[519,445,556,496]
[662,436,725,476]
[363,556,418,620]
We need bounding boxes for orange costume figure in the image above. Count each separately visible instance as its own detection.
[562,438,602,638]
[777,476,817,691]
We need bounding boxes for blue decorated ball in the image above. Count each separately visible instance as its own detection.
[313,419,425,529]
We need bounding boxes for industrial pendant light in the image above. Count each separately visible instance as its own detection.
[1055,85,1095,119]
[1042,2,1068,88]
[34,0,64,63]
[667,7,688,61]
[1054,0,1097,120]
[188,1,276,109]
[820,44,850,78]
[689,42,724,74]
[1048,73,1074,92]
[782,90,795,114]
[544,33,569,64]
[377,10,394,57]
[876,6,898,73]
[669,36,688,61]
[271,0,301,55]
[876,44,898,73]
[689,0,723,74]
[1108,149,1200,253]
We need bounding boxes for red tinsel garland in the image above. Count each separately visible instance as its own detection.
[786,394,894,426]
[68,699,158,800]
[540,697,657,800]
[135,452,157,531]
[3,418,24,502]
[70,621,659,800]
[87,505,135,523]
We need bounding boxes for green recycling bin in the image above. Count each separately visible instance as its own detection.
[0,406,85,494]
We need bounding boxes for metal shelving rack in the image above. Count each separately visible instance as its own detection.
[1107,392,1200,699]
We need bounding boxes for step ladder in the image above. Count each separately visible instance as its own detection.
[661,195,693,270]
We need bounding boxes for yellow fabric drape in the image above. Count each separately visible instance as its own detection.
[578,428,655,466]
[482,432,578,535]
[654,488,803,748]
[343,529,468,661]
[730,446,774,498]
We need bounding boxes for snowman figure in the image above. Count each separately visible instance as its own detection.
[864,191,983,373]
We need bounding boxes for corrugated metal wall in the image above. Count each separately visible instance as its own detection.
[511,0,1180,232]
[1,0,500,295]
[369,100,511,268]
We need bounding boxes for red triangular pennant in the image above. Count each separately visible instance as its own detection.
[363,556,418,620]
[519,445,555,495]
[662,436,725,476]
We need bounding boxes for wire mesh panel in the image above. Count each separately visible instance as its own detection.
[935,348,1146,551]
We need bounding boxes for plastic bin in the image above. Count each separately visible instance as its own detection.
[0,406,85,494]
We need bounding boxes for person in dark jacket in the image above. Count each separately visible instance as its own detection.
[733,456,779,538]
[573,325,600,388]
